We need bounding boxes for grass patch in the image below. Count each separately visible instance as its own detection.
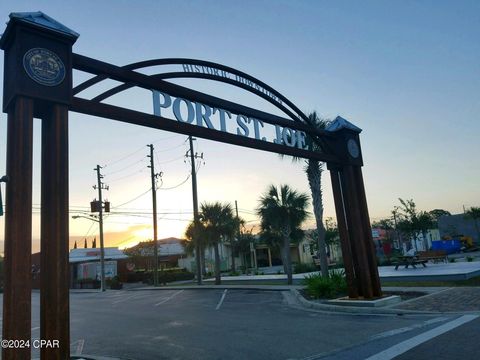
[302,270,347,299]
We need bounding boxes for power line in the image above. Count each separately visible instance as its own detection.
[102,137,187,168]
[107,168,147,183]
[153,138,189,151]
[158,175,191,191]
[157,154,186,165]
[151,134,187,146]
[112,188,151,209]
[103,145,146,168]
[103,157,146,176]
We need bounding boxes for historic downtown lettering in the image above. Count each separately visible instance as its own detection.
[180,64,283,106]
[152,90,308,150]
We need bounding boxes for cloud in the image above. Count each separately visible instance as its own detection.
[69,224,151,250]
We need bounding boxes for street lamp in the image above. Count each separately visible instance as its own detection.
[72,214,106,292]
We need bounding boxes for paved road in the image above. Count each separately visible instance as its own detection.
[0,289,478,359]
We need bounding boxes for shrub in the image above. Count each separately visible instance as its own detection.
[466,256,474,262]
[302,270,347,299]
[449,258,456,263]
[143,269,195,284]
[109,276,123,290]
[294,262,317,274]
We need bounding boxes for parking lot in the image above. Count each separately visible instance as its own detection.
[2,289,468,359]
[1,289,478,359]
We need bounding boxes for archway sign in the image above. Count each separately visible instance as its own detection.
[1,12,381,359]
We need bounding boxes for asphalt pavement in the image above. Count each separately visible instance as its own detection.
[1,283,479,359]
[23,285,480,359]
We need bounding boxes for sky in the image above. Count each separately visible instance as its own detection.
[0,0,479,253]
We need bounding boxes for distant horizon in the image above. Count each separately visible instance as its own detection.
[0,206,471,256]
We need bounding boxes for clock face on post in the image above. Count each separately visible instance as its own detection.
[347,139,360,158]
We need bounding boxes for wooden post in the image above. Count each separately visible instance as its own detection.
[342,165,374,298]
[329,168,358,298]
[353,166,382,297]
[1,13,78,358]
[2,96,34,360]
[40,104,70,359]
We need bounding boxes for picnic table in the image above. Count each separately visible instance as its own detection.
[394,255,428,270]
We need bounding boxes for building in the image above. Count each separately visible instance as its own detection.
[69,247,129,284]
[438,213,480,244]
[124,237,188,270]
[31,247,129,289]
[178,230,341,273]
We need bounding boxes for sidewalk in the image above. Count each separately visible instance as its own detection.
[389,286,480,313]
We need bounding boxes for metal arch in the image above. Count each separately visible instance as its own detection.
[91,72,303,126]
[73,57,310,124]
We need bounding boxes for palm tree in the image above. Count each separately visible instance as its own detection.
[301,112,330,277]
[199,202,235,285]
[184,220,207,277]
[225,215,245,273]
[465,207,480,244]
[257,184,309,285]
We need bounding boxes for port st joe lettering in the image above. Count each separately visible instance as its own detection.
[152,90,308,150]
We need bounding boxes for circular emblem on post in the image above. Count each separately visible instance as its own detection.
[347,138,360,158]
[23,48,66,86]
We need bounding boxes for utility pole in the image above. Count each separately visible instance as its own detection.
[147,144,161,287]
[234,200,241,271]
[94,165,108,292]
[188,135,203,285]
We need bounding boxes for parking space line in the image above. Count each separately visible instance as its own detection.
[365,314,479,360]
[154,290,184,307]
[112,293,143,304]
[369,316,450,340]
[215,289,228,310]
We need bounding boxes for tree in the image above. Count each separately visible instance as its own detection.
[465,207,480,243]
[429,209,451,224]
[417,211,434,247]
[237,229,256,269]
[308,218,339,259]
[225,216,245,272]
[371,218,394,230]
[73,241,77,249]
[324,217,339,247]
[84,238,87,249]
[199,202,235,285]
[395,199,434,251]
[184,220,208,276]
[281,112,330,277]
[303,112,331,277]
[257,184,309,284]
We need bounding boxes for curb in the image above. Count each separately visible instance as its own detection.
[290,289,480,316]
